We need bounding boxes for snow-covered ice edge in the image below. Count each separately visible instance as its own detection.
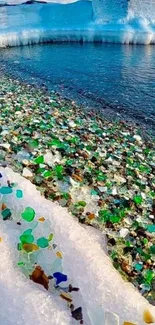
[1,1,155,46]
[1,28,155,47]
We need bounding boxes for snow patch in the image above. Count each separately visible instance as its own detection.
[0,167,155,325]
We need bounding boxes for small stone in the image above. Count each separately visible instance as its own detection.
[72,174,83,182]
[69,121,76,128]
[112,188,117,195]
[149,215,155,220]
[87,213,95,220]
[68,284,79,292]
[22,159,29,166]
[120,228,129,238]
[71,307,83,321]
[22,168,33,178]
[98,186,107,193]
[114,175,126,184]
[44,151,55,167]
[133,135,142,143]
[0,143,10,150]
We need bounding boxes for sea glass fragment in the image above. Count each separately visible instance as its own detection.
[53,272,67,285]
[34,155,44,164]
[37,237,49,248]
[123,322,136,325]
[22,243,39,253]
[38,217,45,222]
[48,233,53,241]
[134,263,143,271]
[91,189,98,196]
[49,139,64,148]
[16,189,23,198]
[0,186,13,194]
[144,270,154,284]
[60,292,72,302]
[54,165,64,180]
[30,266,49,290]
[62,193,70,200]
[143,310,154,324]
[20,231,34,244]
[78,201,87,207]
[28,139,39,149]
[17,243,22,251]
[17,261,25,266]
[147,224,155,233]
[43,170,52,178]
[110,215,120,223]
[21,207,35,222]
[2,208,12,220]
[56,251,63,258]
[133,195,143,204]
[150,245,155,254]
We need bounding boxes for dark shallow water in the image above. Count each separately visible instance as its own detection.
[0,43,155,131]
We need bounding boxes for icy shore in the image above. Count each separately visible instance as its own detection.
[0,167,155,325]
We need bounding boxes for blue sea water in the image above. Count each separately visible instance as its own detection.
[0,43,155,131]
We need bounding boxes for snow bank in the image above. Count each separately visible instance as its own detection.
[0,2,155,46]
[0,0,82,4]
[0,167,155,325]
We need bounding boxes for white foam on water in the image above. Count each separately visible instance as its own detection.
[0,167,155,325]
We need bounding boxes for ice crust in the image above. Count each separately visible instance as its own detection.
[0,167,155,325]
[0,1,155,46]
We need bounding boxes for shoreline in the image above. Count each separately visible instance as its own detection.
[1,64,155,141]
[0,72,155,306]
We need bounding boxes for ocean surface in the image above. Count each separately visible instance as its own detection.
[0,43,155,131]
